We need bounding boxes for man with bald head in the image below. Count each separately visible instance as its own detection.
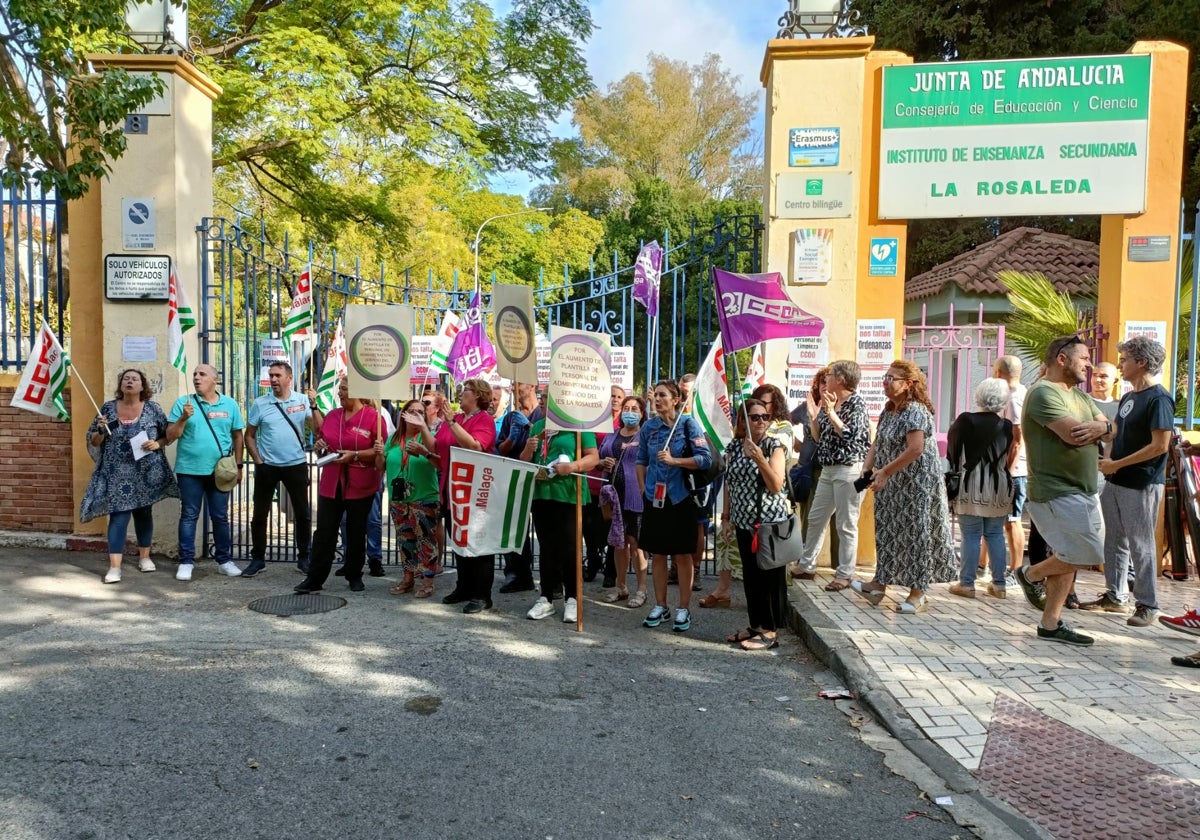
[166,364,246,581]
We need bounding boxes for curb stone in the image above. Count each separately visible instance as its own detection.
[788,584,1054,840]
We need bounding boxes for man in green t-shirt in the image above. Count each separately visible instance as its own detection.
[1013,335,1114,647]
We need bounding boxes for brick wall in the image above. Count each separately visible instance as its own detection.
[0,387,76,532]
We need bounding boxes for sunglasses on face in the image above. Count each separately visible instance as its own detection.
[422,399,434,406]
[882,375,907,383]
[747,413,770,422]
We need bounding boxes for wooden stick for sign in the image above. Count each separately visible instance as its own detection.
[575,432,584,632]
[68,364,103,417]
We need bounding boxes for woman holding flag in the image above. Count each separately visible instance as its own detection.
[82,369,179,583]
[636,380,712,633]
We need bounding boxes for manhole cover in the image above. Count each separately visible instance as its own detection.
[248,594,347,616]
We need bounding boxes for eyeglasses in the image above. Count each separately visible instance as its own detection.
[882,375,908,383]
[747,413,770,421]
[422,399,434,406]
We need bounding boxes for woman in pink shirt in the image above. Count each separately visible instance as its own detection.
[296,379,384,594]
[413,378,497,613]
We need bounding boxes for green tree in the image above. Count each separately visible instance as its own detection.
[0,0,163,194]
[192,0,595,241]
[533,53,760,216]
[857,0,1200,277]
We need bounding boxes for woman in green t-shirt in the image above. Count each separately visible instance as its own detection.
[385,399,442,598]
[521,419,599,623]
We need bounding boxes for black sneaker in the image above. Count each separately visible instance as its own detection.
[499,578,535,594]
[602,574,616,588]
[294,579,322,594]
[368,560,386,577]
[442,590,468,605]
[241,560,267,578]
[1014,566,1047,611]
[1037,621,1094,646]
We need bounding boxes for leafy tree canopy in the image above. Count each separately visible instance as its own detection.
[0,0,163,194]
[857,0,1200,277]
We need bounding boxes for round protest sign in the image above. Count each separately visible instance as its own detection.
[495,305,534,365]
[547,331,611,431]
[349,325,409,382]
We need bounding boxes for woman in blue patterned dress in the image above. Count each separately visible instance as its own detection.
[851,360,955,614]
[81,369,179,584]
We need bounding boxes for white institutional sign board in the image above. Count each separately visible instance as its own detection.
[879,54,1151,219]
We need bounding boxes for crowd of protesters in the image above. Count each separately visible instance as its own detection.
[84,335,1200,663]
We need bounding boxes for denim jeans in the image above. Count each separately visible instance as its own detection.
[177,473,232,565]
[108,506,154,554]
[958,514,1007,587]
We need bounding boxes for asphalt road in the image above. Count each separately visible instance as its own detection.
[0,548,968,840]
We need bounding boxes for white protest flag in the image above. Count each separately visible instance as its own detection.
[315,318,349,413]
[693,335,734,454]
[10,321,70,421]
[742,342,766,396]
[429,310,461,374]
[167,271,195,375]
[447,448,540,555]
[282,264,314,351]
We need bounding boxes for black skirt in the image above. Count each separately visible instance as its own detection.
[639,497,700,556]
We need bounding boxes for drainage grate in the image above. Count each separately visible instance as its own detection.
[248,594,348,616]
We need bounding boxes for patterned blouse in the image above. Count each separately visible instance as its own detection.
[813,391,871,466]
[725,436,790,529]
[81,400,178,522]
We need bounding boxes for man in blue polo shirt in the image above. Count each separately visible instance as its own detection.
[244,361,323,577]
[166,364,246,581]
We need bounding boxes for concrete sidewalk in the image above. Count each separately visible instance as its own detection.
[787,565,1200,839]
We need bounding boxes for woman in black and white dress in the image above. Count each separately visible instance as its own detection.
[720,398,790,651]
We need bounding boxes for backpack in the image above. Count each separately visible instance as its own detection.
[680,420,725,505]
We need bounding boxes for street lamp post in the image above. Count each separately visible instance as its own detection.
[473,207,552,294]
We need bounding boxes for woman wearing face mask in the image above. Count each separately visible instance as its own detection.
[598,396,649,607]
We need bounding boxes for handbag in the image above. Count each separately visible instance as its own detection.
[195,396,239,492]
[944,470,962,501]
[756,514,804,570]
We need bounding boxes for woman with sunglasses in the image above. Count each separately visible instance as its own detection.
[636,380,712,632]
[721,398,790,650]
[417,378,497,613]
[852,360,955,614]
[384,399,442,598]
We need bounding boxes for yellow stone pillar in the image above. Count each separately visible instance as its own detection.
[69,55,219,540]
[761,38,910,565]
[1098,41,1188,369]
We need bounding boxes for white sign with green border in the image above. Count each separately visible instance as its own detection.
[879,54,1150,219]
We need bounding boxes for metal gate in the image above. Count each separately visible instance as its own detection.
[195,214,762,570]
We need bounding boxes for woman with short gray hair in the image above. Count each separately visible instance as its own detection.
[945,378,1017,599]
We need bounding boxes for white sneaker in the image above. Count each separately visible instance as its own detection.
[138,558,156,573]
[103,567,121,584]
[563,597,578,623]
[217,561,243,577]
[175,564,194,581]
[526,596,555,620]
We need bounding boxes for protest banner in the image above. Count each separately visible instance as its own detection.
[712,268,824,353]
[609,346,634,392]
[409,336,437,386]
[9,322,70,421]
[536,334,551,386]
[693,336,734,453]
[492,283,538,383]
[344,303,414,400]
[446,293,496,382]
[546,326,612,434]
[447,448,540,555]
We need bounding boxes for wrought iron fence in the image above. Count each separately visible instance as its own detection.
[0,181,66,370]
[195,214,763,574]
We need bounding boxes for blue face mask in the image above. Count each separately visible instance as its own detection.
[620,411,640,427]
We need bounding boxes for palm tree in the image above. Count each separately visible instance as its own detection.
[999,269,1094,372]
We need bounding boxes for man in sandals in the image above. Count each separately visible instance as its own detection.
[166,364,246,581]
[244,361,323,577]
[1012,336,1114,646]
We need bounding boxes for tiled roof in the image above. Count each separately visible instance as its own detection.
[905,227,1099,301]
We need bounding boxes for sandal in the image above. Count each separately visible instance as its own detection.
[389,574,416,596]
[726,627,756,644]
[603,588,629,604]
[627,590,647,609]
[824,578,851,592]
[414,577,435,598]
[1171,653,1200,668]
[699,593,731,608]
[849,579,885,606]
[896,595,927,614]
[740,632,779,651]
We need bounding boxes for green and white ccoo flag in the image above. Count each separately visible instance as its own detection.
[447,448,540,555]
[314,318,348,413]
[168,271,196,375]
[10,321,70,421]
[693,335,734,454]
[282,265,313,351]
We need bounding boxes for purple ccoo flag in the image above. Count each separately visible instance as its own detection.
[712,268,824,354]
[446,292,497,381]
[632,241,663,317]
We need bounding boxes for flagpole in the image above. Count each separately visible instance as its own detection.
[68,364,104,417]
[574,432,584,633]
[728,350,751,434]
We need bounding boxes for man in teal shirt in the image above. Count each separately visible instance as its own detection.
[166,364,246,581]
